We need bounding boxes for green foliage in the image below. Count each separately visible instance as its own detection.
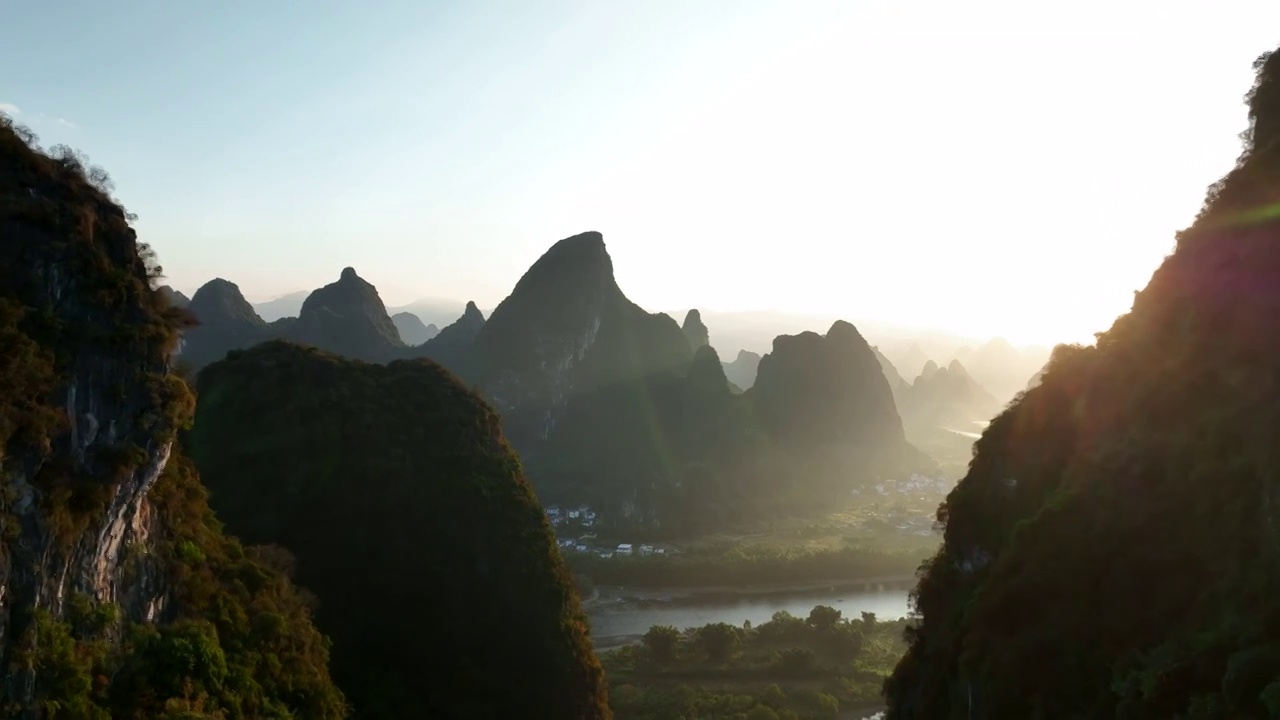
[0,116,195,543]
[188,341,610,719]
[22,454,349,719]
[642,626,681,663]
[885,47,1280,719]
[805,606,841,632]
[695,623,742,663]
[605,608,906,720]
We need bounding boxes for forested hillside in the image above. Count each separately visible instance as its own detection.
[885,47,1280,719]
[188,342,610,719]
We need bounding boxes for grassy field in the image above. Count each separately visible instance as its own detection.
[604,607,908,720]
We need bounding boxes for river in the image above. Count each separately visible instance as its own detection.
[588,585,911,647]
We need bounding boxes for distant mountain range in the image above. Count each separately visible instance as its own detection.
[167,230,939,530]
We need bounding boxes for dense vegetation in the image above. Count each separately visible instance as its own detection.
[885,47,1280,718]
[606,606,906,719]
[25,454,348,719]
[188,341,609,719]
[0,114,345,717]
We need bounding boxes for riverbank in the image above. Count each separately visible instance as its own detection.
[584,573,916,608]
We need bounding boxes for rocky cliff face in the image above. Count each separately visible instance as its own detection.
[285,267,405,362]
[0,119,342,717]
[885,47,1280,719]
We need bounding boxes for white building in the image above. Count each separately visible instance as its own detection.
[616,543,633,555]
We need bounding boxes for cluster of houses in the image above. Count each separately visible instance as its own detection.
[554,537,668,560]
[545,504,597,528]
[545,504,671,560]
[852,473,953,499]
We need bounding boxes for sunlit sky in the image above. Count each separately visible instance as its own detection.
[4,1,1279,346]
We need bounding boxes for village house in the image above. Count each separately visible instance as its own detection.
[616,543,633,555]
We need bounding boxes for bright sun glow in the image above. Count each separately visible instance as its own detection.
[6,0,1278,349]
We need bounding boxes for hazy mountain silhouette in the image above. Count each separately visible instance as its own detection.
[181,278,273,370]
[681,309,710,349]
[252,289,310,321]
[722,349,762,390]
[392,311,438,345]
[282,267,405,362]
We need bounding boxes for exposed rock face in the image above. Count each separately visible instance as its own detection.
[722,349,762,391]
[0,189,179,710]
[0,119,343,717]
[899,358,1002,430]
[285,267,405,362]
[471,231,691,454]
[392,311,438,345]
[181,278,272,369]
[885,47,1280,719]
[189,341,610,719]
[682,309,710,349]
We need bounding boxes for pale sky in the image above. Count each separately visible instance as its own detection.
[3,1,1278,346]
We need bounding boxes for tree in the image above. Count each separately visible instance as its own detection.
[776,648,817,677]
[695,622,741,662]
[807,605,842,632]
[826,622,865,660]
[642,625,681,663]
[860,610,877,630]
[747,705,781,720]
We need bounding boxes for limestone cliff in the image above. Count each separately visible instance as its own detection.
[0,118,343,717]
